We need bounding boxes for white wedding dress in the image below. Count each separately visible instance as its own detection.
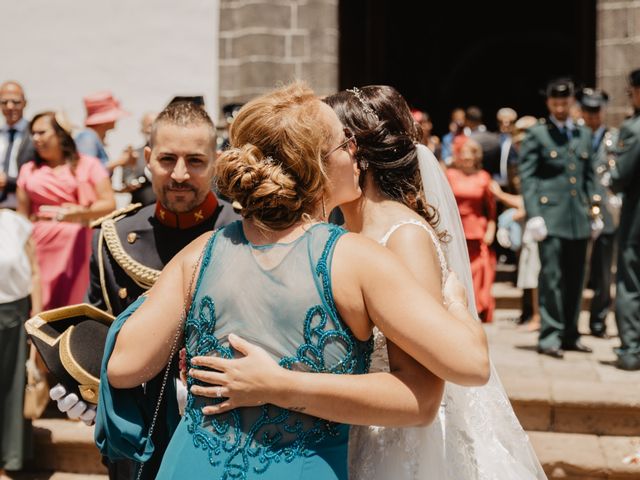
[348,145,547,480]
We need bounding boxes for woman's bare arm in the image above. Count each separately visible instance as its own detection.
[107,232,210,388]
[333,233,489,386]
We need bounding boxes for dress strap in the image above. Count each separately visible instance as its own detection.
[379,220,449,285]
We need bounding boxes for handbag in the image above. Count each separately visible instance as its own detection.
[24,342,50,420]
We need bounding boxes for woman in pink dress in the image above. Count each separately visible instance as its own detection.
[446,137,497,322]
[17,112,115,310]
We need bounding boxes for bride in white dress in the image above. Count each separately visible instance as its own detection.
[191,85,547,479]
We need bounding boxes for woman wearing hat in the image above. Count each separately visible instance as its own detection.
[16,111,115,310]
[75,91,130,171]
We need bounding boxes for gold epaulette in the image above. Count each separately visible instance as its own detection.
[90,203,143,228]
[101,218,160,290]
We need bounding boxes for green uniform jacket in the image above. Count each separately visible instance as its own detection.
[518,119,596,240]
[593,128,619,234]
[611,113,640,245]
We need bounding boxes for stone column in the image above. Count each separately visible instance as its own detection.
[597,0,640,126]
[218,0,338,116]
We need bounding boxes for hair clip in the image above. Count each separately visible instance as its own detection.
[347,87,380,122]
[263,156,275,165]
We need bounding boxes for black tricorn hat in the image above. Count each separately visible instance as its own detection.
[576,88,610,111]
[25,304,114,405]
[544,78,575,98]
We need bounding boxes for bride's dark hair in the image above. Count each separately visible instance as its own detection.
[324,85,446,241]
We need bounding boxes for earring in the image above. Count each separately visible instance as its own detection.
[322,196,327,219]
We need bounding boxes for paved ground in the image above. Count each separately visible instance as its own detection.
[488,308,638,388]
[487,307,640,478]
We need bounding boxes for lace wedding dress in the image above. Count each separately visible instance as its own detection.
[348,145,547,480]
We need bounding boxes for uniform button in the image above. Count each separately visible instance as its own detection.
[571,189,577,196]
[118,288,128,299]
[581,152,589,159]
[127,232,137,244]
[569,177,577,184]
[569,163,576,170]
[550,150,558,158]
[593,194,602,202]
[608,159,616,168]
[540,196,549,204]
[596,165,606,174]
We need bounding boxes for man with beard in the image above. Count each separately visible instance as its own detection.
[50,99,239,479]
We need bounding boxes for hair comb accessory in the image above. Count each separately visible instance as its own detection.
[347,87,380,122]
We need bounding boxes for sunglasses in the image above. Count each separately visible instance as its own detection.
[324,128,357,159]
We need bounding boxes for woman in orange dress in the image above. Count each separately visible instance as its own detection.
[16,112,115,310]
[446,137,497,322]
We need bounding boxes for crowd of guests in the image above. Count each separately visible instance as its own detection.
[1,70,639,478]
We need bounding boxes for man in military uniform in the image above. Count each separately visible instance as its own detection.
[610,69,640,371]
[519,79,600,359]
[52,99,239,479]
[577,88,619,338]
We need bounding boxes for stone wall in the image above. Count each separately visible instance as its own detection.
[218,0,338,112]
[597,0,640,126]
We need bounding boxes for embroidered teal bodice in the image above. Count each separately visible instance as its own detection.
[158,221,371,480]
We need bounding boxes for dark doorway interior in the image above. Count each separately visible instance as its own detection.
[339,0,596,134]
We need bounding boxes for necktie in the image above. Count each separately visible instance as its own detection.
[2,128,17,175]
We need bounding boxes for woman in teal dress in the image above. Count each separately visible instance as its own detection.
[105,82,489,480]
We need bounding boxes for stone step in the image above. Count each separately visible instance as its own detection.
[25,419,106,476]
[530,431,640,480]
[503,376,640,436]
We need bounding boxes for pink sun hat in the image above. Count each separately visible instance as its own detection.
[83,91,130,126]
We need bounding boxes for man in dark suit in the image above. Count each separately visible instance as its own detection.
[0,81,35,209]
[610,68,640,371]
[519,79,600,359]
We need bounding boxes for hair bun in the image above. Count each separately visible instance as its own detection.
[216,144,303,224]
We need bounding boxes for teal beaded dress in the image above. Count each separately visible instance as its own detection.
[156,221,372,480]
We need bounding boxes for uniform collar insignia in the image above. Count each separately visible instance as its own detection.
[155,192,219,229]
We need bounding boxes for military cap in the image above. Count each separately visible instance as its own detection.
[25,304,114,404]
[576,88,609,112]
[630,68,640,87]
[168,95,205,107]
[222,103,244,124]
[545,78,575,98]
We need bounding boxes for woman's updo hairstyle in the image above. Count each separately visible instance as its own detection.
[216,82,331,231]
[324,86,445,241]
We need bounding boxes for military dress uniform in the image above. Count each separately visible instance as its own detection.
[588,127,619,336]
[519,118,598,353]
[610,110,640,369]
[87,192,239,479]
